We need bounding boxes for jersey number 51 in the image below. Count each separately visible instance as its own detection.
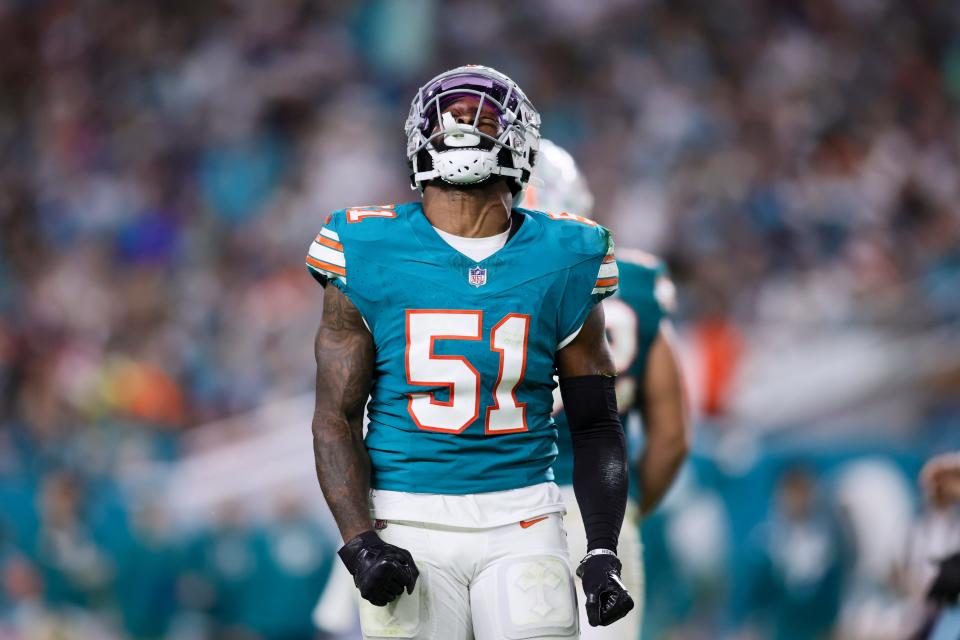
[406,310,529,435]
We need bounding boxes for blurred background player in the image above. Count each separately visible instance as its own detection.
[922,454,960,507]
[906,453,960,639]
[522,139,690,638]
[731,466,848,640]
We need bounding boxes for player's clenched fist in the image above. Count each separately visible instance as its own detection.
[338,530,419,606]
[577,552,635,626]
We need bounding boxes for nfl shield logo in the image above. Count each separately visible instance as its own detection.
[468,265,487,287]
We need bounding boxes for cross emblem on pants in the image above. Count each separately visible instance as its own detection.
[516,561,563,618]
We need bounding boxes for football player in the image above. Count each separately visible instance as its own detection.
[523,140,690,639]
[307,66,634,638]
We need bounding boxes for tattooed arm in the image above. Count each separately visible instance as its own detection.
[312,284,375,543]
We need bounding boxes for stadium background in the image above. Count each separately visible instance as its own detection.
[1,0,959,638]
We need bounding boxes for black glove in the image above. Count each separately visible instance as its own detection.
[928,552,960,605]
[338,530,419,606]
[577,552,634,627]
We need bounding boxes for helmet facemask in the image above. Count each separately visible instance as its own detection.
[405,66,541,202]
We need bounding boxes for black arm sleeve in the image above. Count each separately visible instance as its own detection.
[559,374,628,553]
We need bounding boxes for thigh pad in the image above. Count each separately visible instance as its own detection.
[358,579,423,638]
[496,554,578,639]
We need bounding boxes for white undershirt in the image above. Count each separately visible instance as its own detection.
[434,224,511,262]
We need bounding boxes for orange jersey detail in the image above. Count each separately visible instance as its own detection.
[314,235,344,252]
[306,255,346,276]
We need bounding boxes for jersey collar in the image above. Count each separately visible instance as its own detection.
[407,202,539,267]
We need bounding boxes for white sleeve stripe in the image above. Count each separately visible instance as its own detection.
[319,227,340,241]
[598,262,618,279]
[557,324,583,350]
[592,285,618,295]
[308,243,346,267]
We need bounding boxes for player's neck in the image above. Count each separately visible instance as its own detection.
[421,182,512,238]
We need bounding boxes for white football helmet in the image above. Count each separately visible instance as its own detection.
[405,65,541,201]
[521,138,595,216]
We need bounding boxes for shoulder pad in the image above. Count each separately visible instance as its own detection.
[307,203,424,291]
[517,207,612,259]
[336,203,406,242]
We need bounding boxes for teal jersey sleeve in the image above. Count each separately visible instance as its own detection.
[305,211,347,292]
[556,223,619,348]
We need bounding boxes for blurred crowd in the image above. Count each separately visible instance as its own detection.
[1,0,959,638]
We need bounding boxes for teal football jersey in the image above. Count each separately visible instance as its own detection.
[306,203,617,495]
[551,249,674,502]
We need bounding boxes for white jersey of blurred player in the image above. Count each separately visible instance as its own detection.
[524,140,654,640]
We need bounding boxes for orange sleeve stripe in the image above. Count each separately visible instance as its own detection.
[314,235,344,251]
[602,254,616,264]
[306,256,346,276]
[595,276,619,287]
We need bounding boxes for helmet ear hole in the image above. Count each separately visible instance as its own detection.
[417,149,433,174]
[495,147,521,196]
[496,147,513,170]
[410,148,434,188]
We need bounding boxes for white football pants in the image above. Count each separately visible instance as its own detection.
[357,513,578,639]
[561,485,644,640]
